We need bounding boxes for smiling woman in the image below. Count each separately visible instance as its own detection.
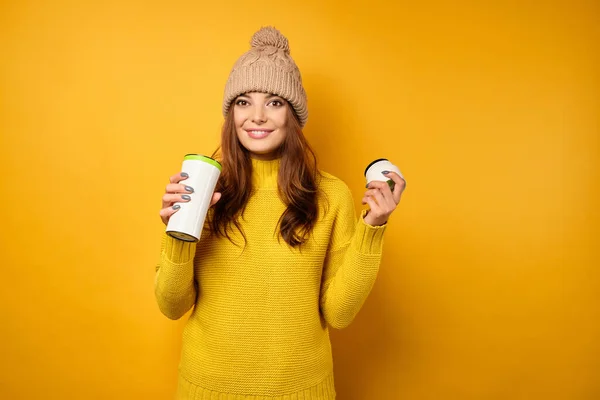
[233,93,289,160]
[155,26,405,400]
[211,89,320,248]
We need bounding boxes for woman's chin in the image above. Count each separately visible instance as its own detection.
[247,148,280,160]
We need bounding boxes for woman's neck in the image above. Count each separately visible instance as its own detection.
[251,157,280,189]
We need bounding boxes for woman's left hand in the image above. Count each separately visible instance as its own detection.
[361,171,406,226]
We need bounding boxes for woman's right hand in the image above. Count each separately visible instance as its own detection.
[159,172,222,226]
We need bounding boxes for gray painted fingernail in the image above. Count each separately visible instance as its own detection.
[181,172,189,178]
[181,195,191,201]
[185,186,194,193]
[382,170,390,174]
[172,204,181,210]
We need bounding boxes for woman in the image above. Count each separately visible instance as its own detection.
[155,26,405,400]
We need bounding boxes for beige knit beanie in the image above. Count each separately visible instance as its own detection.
[222,26,308,127]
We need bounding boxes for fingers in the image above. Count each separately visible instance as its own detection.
[159,204,180,226]
[363,195,389,225]
[161,173,193,225]
[162,192,192,206]
[210,192,222,207]
[364,196,379,213]
[363,180,396,207]
[169,172,189,184]
[361,188,387,206]
[159,192,221,225]
[160,192,192,223]
[161,171,222,226]
[383,171,406,203]
[362,179,401,226]
[165,183,195,195]
[362,174,404,226]
[162,187,193,209]
[163,172,194,209]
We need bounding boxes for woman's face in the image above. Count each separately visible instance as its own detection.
[233,92,289,160]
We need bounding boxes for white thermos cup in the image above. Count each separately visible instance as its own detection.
[364,158,404,191]
[166,154,222,242]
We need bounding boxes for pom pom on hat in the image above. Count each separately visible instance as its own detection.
[250,26,290,54]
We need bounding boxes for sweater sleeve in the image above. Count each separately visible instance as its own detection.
[154,232,198,320]
[319,184,386,329]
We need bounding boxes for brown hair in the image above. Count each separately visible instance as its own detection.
[210,104,320,247]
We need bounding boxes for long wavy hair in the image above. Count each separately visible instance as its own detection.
[209,102,320,247]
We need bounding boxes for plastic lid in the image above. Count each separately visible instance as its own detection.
[364,158,389,176]
[184,154,222,172]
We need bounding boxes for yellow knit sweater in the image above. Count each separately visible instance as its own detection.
[155,158,387,399]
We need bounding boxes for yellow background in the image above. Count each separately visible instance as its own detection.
[1,0,598,399]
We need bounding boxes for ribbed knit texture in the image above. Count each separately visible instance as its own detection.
[155,158,387,399]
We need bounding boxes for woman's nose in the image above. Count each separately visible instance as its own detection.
[252,105,266,123]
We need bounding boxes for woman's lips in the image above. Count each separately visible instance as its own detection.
[246,129,273,139]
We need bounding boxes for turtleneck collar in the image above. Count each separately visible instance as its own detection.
[251,157,280,189]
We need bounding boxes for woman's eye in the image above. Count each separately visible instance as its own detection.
[235,100,248,106]
[270,100,283,107]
